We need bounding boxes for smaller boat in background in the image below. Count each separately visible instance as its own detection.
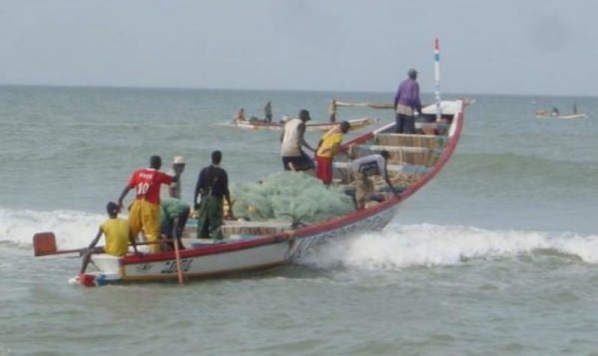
[233,117,379,132]
[535,111,587,120]
[536,105,587,120]
[334,101,394,109]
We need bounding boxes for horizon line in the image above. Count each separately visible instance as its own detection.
[0,82,592,99]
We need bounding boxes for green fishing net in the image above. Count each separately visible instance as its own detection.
[229,171,354,224]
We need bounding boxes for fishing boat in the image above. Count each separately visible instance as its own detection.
[33,98,466,287]
[535,112,587,120]
[334,101,395,109]
[233,117,378,132]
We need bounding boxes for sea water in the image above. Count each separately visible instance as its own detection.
[1,85,598,355]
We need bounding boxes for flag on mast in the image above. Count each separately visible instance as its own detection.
[434,38,441,122]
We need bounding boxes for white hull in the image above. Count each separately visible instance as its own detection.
[536,113,587,120]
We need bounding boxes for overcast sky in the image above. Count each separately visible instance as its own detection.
[0,0,595,96]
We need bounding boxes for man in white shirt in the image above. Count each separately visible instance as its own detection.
[280,109,316,171]
[163,156,186,199]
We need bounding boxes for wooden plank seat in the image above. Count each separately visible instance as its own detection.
[333,161,430,174]
[183,220,292,239]
[415,122,450,130]
[348,144,441,167]
[220,220,292,237]
[375,133,448,149]
[359,144,444,154]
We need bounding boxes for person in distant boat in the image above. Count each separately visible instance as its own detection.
[552,107,559,116]
[235,108,246,121]
[79,202,138,274]
[393,68,423,134]
[315,121,351,185]
[349,150,397,210]
[264,101,273,123]
[163,155,186,199]
[194,150,233,240]
[280,109,316,171]
[160,197,190,250]
[328,99,337,123]
[117,155,179,253]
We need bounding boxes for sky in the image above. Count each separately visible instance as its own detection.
[0,0,596,96]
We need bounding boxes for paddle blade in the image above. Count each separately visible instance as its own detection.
[33,232,58,256]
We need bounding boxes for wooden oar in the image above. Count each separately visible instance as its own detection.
[33,232,83,256]
[32,232,177,257]
[173,236,185,285]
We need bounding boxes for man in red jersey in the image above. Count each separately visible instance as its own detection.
[117,155,179,253]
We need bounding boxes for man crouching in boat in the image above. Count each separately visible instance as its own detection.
[280,109,316,171]
[117,155,179,253]
[160,197,190,250]
[349,150,397,210]
[79,202,138,274]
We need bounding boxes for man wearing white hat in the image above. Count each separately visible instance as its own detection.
[166,156,186,199]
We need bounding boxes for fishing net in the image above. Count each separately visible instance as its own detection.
[229,171,354,224]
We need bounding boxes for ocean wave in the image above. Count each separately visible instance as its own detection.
[4,208,598,268]
[0,207,101,249]
[297,222,598,269]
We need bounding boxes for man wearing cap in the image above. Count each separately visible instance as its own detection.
[393,68,423,134]
[117,155,179,253]
[280,109,316,171]
[79,202,138,274]
[166,156,186,199]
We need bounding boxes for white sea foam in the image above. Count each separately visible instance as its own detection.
[298,222,598,269]
[4,207,598,266]
[0,207,105,249]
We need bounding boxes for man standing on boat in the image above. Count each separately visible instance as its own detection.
[393,68,422,134]
[315,121,350,185]
[117,155,179,253]
[264,101,273,123]
[79,202,138,274]
[194,150,233,240]
[328,99,337,123]
[280,109,316,171]
[163,155,186,199]
[234,108,246,121]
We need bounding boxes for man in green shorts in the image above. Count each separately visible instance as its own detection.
[193,151,233,240]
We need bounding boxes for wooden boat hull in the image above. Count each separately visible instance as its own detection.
[73,100,465,287]
[78,205,399,286]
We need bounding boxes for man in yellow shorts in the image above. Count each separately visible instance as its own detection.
[79,202,138,274]
[117,155,179,252]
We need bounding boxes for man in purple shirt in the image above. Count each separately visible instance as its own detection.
[393,68,422,134]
